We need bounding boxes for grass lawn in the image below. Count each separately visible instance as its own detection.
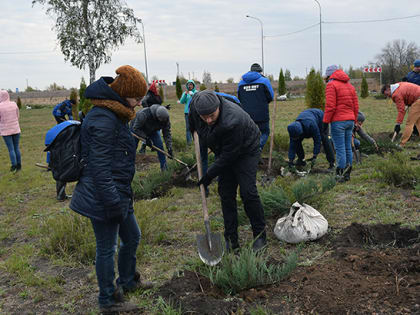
[0,97,419,314]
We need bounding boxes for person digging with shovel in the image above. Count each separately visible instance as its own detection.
[287,108,335,173]
[352,111,379,160]
[131,104,173,171]
[189,90,267,253]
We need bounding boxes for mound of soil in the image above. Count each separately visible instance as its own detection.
[156,223,420,314]
[135,153,159,171]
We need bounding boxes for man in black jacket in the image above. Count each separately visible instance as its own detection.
[189,90,266,252]
[131,104,173,171]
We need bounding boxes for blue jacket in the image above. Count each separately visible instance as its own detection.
[70,77,136,222]
[53,100,73,119]
[215,92,240,105]
[288,109,324,161]
[403,71,420,86]
[237,71,274,122]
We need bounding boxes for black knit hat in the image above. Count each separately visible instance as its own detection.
[193,90,220,115]
[250,63,263,73]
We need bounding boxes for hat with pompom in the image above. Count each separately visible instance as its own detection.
[109,65,147,99]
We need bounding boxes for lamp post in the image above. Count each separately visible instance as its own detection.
[139,19,149,83]
[313,0,323,74]
[246,15,264,73]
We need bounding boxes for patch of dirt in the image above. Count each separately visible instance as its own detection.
[135,153,159,171]
[156,223,420,314]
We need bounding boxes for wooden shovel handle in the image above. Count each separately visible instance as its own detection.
[193,132,209,222]
[268,95,277,173]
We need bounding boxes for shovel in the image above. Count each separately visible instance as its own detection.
[193,132,223,266]
[261,95,277,186]
[132,133,191,175]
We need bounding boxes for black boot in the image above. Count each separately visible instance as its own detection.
[252,231,267,252]
[16,163,21,171]
[343,166,352,182]
[336,167,345,183]
[56,181,67,201]
[225,235,240,253]
[10,165,17,173]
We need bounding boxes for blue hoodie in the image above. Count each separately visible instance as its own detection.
[237,71,274,122]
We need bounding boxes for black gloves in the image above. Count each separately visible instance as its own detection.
[145,138,153,148]
[168,148,173,159]
[322,122,329,134]
[394,124,401,134]
[197,174,211,187]
[165,104,171,110]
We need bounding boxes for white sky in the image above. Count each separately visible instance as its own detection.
[0,0,419,91]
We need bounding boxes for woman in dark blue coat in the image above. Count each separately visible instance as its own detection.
[70,65,151,313]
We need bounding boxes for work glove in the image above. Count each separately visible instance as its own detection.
[145,137,153,148]
[307,156,317,167]
[197,174,211,187]
[165,104,171,110]
[167,148,173,159]
[394,124,401,134]
[322,122,329,134]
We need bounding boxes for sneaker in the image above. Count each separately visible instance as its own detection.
[99,301,139,314]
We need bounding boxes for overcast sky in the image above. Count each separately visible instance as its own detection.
[0,0,418,91]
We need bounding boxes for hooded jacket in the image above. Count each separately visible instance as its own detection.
[141,84,162,108]
[189,93,260,181]
[70,77,137,222]
[52,100,74,119]
[288,109,324,161]
[131,104,172,152]
[323,70,358,123]
[237,71,274,123]
[179,80,197,114]
[0,90,21,136]
[403,71,420,86]
[391,82,420,124]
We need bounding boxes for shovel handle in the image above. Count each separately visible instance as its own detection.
[131,132,189,167]
[35,163,49,169]
[194,132,209,222]
[268,95,277,173]
[391,131,397,142]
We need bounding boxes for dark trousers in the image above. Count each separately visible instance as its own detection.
[54,116,66,124]
[321,133,336,165]
[217,152,266,244]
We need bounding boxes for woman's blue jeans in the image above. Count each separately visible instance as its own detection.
[149,131,167,171]
[90,212,141,307]
[3,133,21,167]
[185,114,192,145]
[331,120,354,169]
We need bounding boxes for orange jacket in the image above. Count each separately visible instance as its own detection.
[392,82,420,124]
[323,70,358,123]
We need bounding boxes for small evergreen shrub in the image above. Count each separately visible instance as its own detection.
[278,69,286,95]
[291,178,319,204]
[259,185,290,218]
[360,76,369,98]
[262,133,289,154]
[16,97,22,109]
[199,83,207,91]
[79,77,93,114]
[175,76,182,99]
[375,152,419,188]
[200,246,298,295]
[171,136,188,152]
[305,68,325,109]
[70,88,78,119]
[132,165,175,199]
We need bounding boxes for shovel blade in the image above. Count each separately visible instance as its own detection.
[196,232,224,266]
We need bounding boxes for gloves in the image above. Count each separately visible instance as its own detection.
[145,138,153,148]
[322,123,329,134]
[167,148,173,159]
[307,156,317,167]
[165,104,171,110]
[197,174,211,187]
[394,124,401,134]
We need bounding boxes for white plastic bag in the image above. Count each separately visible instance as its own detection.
[274,202,328,243]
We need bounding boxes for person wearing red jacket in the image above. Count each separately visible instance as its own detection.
[322,65,359,182]
[381,82,420,146]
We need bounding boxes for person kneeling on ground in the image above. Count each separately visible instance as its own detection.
[287,108,335,172]
[70,65,153,314]
[52,99,75,124]
[189,90,267,252]
[131,104,173,171]
[381,82,420,147]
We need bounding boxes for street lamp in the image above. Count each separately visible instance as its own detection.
[246,15,264,73]
[313,0,323,74]
[139,19,149,83]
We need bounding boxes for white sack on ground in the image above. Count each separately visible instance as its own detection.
[274,201,328,243]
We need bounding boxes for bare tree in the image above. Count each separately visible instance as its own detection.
[375,39,419,84]
[202,70,212,85]
[33,0,142,84]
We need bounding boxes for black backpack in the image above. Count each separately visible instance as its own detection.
[44,123,86,182]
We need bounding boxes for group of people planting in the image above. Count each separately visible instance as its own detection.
[1,57,419,313]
